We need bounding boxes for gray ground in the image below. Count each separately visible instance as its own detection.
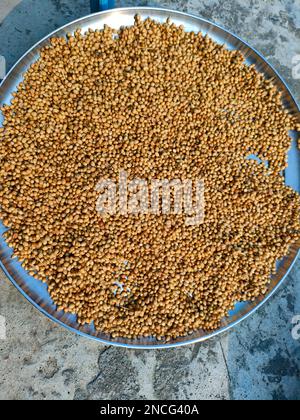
[0,0,300,401]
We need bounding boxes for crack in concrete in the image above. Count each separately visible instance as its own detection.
[219,339,232,386]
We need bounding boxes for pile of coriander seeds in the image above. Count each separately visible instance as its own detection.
[0,16,300,340]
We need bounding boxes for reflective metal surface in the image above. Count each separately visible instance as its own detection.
[0,7,299,349]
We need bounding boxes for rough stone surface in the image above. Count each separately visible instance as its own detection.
[0,0,300,401]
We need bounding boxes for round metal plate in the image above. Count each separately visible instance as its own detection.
[0,7,299,349]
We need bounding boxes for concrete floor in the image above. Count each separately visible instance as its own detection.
[0,0,300,401]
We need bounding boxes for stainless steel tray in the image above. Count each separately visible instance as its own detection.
[0,7,299,349]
